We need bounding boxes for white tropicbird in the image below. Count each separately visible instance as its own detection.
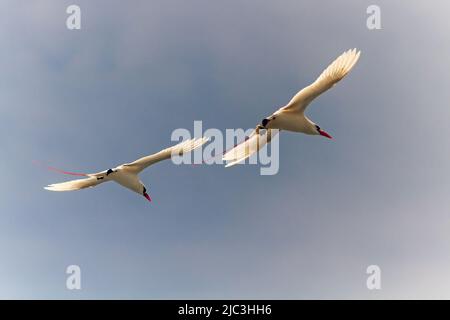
[44,138,208,202]
[223,48,361,166]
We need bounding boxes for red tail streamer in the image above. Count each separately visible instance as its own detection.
[33,160,88,177]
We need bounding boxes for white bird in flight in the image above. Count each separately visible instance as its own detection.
[44,138,208,202]
[223,48,361,166]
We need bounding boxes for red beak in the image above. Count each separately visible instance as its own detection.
[319,129,333,139]
[144,192,152,202]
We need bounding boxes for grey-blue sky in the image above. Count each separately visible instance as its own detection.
[1,0,450,298]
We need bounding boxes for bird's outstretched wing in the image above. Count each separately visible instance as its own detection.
[281,48,361,113]
[123,137,209,173]
[223,129,279,167]
[44,175,106,192]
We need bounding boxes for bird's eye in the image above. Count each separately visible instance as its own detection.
[315,125,320,131]
[143,187,147,194]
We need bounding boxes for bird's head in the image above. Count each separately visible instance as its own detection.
[315,124,333,139]
[142,185,152,202]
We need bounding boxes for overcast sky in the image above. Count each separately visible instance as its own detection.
[1,0,450,299]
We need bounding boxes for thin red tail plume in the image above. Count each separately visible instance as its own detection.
[33,160,88,177]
